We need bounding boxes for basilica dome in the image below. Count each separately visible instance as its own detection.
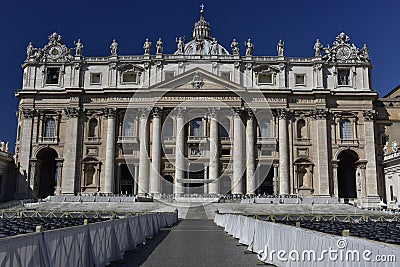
[174,6,230,55]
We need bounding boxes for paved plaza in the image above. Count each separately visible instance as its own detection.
[110,205,272,267]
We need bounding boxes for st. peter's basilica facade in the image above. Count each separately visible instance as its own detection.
[14,8,383,207]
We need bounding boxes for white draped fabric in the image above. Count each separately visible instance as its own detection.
[241,197,341,204]
[214,213,400,267]
[0,212,178,267]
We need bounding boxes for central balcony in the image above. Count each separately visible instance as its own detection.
[187,136,208,143]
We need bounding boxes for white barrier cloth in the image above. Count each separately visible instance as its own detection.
[0,212,178,267]
[214,213,400,267]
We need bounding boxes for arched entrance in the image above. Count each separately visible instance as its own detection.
[337,150,358,198]
[162,175,174,194]
[35,148,58,198]
[219,176,231,195]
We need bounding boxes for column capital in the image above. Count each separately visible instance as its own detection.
[363,110,376,121]
[245,108,255,119]
[20,108,36,118]
[138,107,151,118]
[331,159,339,168]
[277,108,290,120]
[208,107,220,118]
[64,107,81,118]
[311,108,329,119]
[232,107,244,117]
[152,107,163,117]
[103,107,117,118]
[174,106,186,118]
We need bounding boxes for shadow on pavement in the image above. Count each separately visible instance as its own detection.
[109,220,182,267]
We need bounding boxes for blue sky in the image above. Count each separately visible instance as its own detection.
[1,0,399,151]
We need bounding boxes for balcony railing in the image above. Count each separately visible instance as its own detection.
[38,137,58,144]
[84,137,101,144]
[117,136,138,143]
[162,136,176,142]
[294,138,311,145]
[257,137,277,145]
[187,136,207,142]
[220,137,231,143]
[338,138,359,146]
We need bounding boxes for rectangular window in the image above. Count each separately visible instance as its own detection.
[122,72,138,83]
[295,74,305,86]
[340,119,352,140]
[164,71,175,82]
[46,67,60,85]
[90,73,101,85]
[258,73,273,84]
[221,71,231,81]
[338,69,350,86]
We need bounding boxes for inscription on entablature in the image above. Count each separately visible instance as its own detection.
[82,96,241,103]
[290,98,325,104]
[252,97,286,103]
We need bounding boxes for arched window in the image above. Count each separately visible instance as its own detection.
[260,119,271,138]
[163,119,173,137]
[340,119,352,140]
[44,118,55,138]
[88,118,98,138]
[297,119,306,139]
[190,118,203,137]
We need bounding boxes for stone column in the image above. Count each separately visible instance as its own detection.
[232,108,244,194]
[174,107,186,196]
[362,110,380,206]
[278,109,290,195]
[314,109,330,196]
[29,161,38,197]
[332,160,339,198]
[116,163,122,194]
[208,108,219,194]
[55,160,63,195]
[273,164,279,195]
[150,108,162,195]
[134,163,139,195]
[203,164,209,194]
[246,110,256,195]
[16,109,35,198]
[357,163,367,199]
[62,107,80,195]
[104,108,116,194]
[138,108,150,196]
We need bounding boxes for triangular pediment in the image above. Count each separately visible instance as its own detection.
[384,85,400,99]
[150,67,244,91]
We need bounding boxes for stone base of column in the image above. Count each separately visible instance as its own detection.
[360,195,381,209]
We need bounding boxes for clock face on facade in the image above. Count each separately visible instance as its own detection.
[336,46,351,60]
[48,45,62,59]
